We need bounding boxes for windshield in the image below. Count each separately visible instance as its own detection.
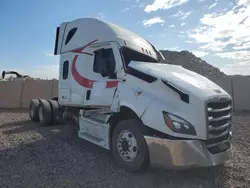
[146,40,166,62]
[121,47,158,68]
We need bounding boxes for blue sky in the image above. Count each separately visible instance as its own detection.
[0,0,250,79]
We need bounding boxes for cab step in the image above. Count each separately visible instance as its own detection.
[78,114,110,150]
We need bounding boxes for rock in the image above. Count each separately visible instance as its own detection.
[160,50,227,80]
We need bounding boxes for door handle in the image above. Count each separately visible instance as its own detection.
[86,90,91,100]
[117,78,126,82]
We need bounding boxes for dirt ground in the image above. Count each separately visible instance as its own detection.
[0,109,250,188]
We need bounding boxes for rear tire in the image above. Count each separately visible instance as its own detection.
[48,100,60,124]
[29,99,40,122]
[111,119,149,172]
[38,99,52,126]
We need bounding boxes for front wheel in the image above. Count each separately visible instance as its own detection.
[111,119,149,172]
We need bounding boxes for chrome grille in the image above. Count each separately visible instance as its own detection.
[205,96,232,154]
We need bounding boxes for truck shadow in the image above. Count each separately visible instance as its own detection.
[0,119,230,188]
[0,108,29,113]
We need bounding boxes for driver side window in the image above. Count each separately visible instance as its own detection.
[93,48,115,74]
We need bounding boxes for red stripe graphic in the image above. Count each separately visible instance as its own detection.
[72,55,95,88]
[106,80,118,88]
[71,39,98,55]
[71,39,118,89]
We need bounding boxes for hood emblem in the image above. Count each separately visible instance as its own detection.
[213,89,221,93]
[218,96,228,102]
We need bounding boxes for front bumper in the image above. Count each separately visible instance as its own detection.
[144,136,232,169]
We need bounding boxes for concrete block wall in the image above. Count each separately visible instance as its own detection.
[20,80,54,108]
[0,80,23,108]
[212,76,250,111]
[210,77,233,97]
[52,79,58,99]
[0,78,249,111]
[231,77,250,111]
[0,79,58,109]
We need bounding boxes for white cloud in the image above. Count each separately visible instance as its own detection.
[238,0,250,6]
[164,46,180,51]
[170,10,192,19]
[181,23,186,26]
[200,41,229,51]
[2,50,60,79]
[177,34,185,38]
[208,2,217,9]
[216,51,250,60]
[185,40,194,43]
[188,0,250,51]
[44,51,60,66]
[122,7,130,12]
[31,64,59,79]
[142,17,165,27]
[221,61,250,75]
[138,4,145,7]
[45,52,54,56]
[232,41,250,50]
[216,51,250,75]
[96,12,105,19]
[144,0,189,13]
[191,50,208,57]
[169,24,176,27]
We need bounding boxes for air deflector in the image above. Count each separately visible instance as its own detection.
[162,79,189,104]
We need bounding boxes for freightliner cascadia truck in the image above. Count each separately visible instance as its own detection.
[29,17,233,172]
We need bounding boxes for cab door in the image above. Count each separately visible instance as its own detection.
[58,53,71,104]
[84,43,121,107]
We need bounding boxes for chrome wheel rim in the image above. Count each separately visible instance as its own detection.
[117,130,138,162]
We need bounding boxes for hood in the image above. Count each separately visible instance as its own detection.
[128,61,229,98]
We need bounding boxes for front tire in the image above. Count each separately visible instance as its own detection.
[111,119,149,172]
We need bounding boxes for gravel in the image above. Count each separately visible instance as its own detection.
[160,50,227,80]
[0,109,250,188]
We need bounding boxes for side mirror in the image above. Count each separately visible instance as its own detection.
[93,48,105,54]
[101,59,115,77]
[2,71,6,79]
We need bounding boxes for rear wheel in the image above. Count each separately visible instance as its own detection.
[29,99,40,122]
[48,100,60,124]
[38,99,52,126]
[111,119,149,172]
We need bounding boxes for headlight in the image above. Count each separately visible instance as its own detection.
[162,111,196,136]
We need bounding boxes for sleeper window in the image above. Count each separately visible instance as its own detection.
[65,28,77,45]
[63,61,69,79]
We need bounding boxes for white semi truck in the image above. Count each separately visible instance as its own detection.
[29,17,233,172]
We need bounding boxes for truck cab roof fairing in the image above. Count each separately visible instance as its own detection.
[55,18,158,61]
